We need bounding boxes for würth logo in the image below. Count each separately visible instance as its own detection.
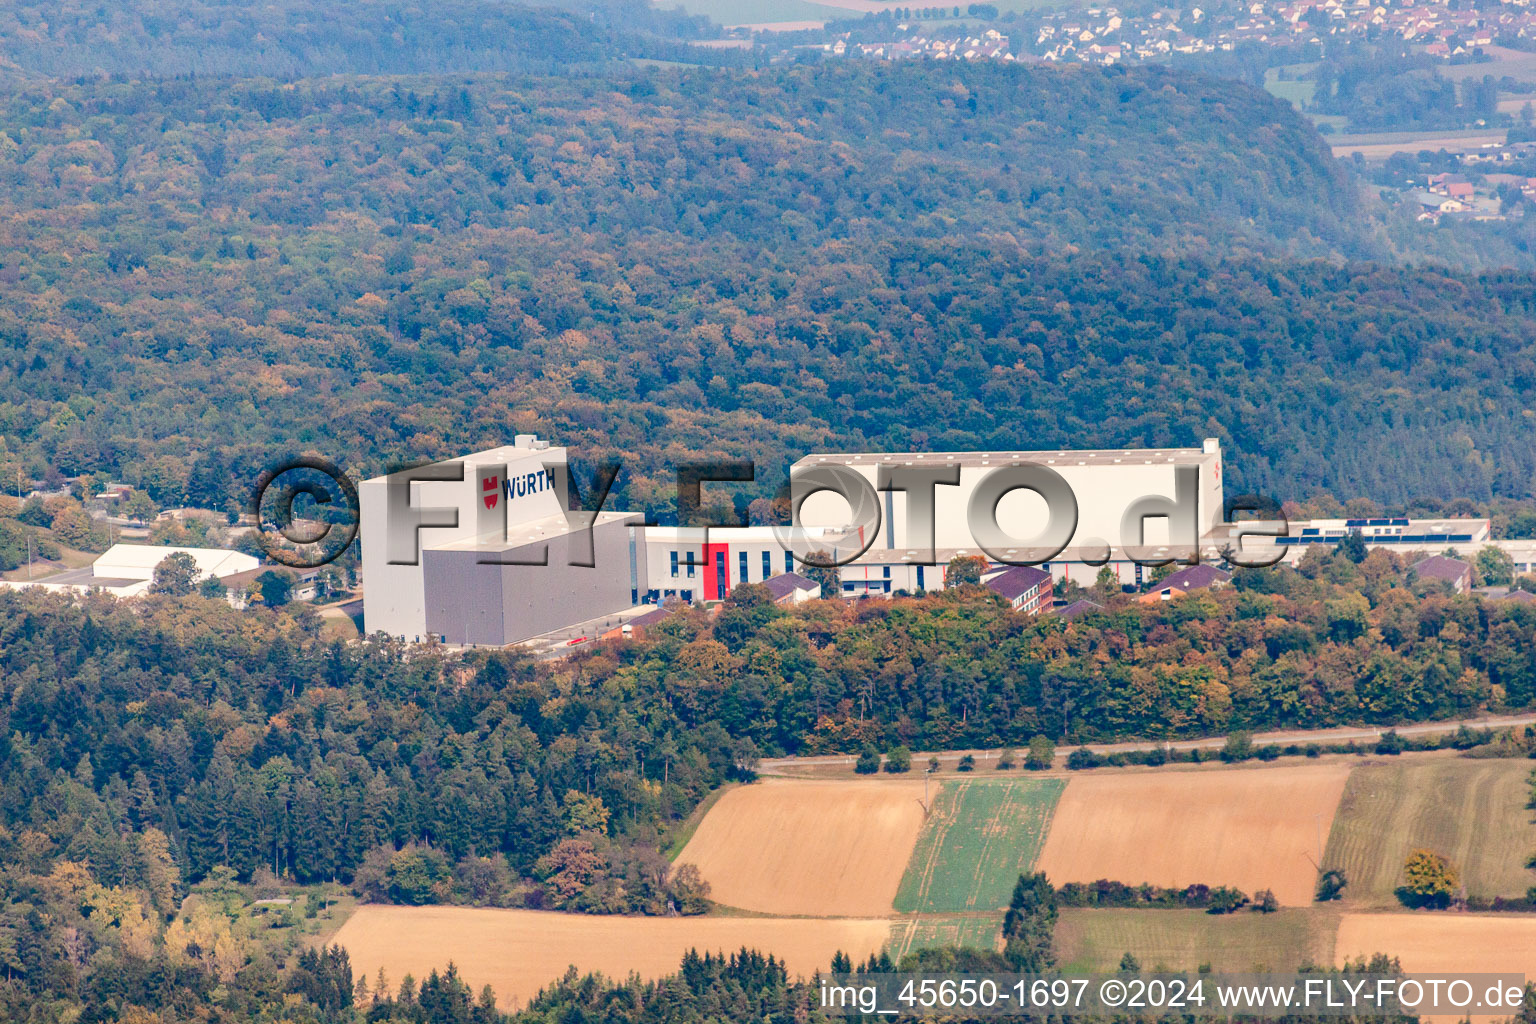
[482,475,499,510]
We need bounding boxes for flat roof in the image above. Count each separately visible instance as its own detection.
[31,566,144,588]
[1285,517,1488,530]
[7,573,143,590]
[793,447,1217,469]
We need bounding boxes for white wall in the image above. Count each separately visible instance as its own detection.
[794,447,1223,560]
[360,443,569,641]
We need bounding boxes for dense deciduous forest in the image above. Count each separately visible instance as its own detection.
[0,65,1535,511]
[2,551,1530,1019]
[0,541,1529,904]
[6,8,1536,1019]
[0,0,732,78]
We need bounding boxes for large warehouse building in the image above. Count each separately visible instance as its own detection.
[643,440,1228,600]
[363,436,1237,642]
[359,436,644,646]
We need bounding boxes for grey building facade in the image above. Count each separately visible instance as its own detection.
[422,514,642,646]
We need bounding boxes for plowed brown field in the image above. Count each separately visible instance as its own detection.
[675,778,928,916]
[1036,763,1350,905]
[332,906,889,1010]
[1335,913,1536,975]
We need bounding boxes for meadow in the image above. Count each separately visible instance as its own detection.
[1322,758,1536,908]
[1054,908,1337,972]
[887,914,1005,959]
[893,777,1065,914]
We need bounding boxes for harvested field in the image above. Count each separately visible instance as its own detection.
[1056,908,1337,972]
[1336,913,1536,975]
[333,906,889,1010]
[674,778,928,916]
[1322,759,1536,908]
[1329,131,1505,161]
[894,778,1064,913]
[888,914,1004,960]
[1036,764,1350,906]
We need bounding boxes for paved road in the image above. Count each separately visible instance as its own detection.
[757,712,1536,774]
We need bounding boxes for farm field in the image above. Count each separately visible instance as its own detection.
[1329,131,1506,161]
[1440,45,1536,80]
[1322,759,1536,908]
[1263,67,1316,107]
[674,778,927,916]
[887,914,1004,959]
[332,906,889,1010]
[894,778,1064,914]
[1336,913,1536,975]
[648,0,863,27]
[1036,764,1350,906]
[1055,908,1337,972]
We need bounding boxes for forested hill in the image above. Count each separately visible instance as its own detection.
[0,0,728,77]
[0,62,1462,512]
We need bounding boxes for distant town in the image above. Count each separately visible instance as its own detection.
[791,0,1536,65]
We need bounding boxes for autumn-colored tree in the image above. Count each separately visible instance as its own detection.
[945,554,989,588]
[1400,848,1459,907]
[150,552,200,595]
[536,838,603,903]
[561,791,612,835]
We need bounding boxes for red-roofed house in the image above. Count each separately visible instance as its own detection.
[983,565,1054,614]
[1139,563,1233,603]
[1410,555,1471,594]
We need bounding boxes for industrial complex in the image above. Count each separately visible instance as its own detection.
[356,434,1507,648]
[357,436,1236,645]
[6,435,1513,648]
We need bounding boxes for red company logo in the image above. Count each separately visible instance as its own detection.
[483,475,499,510]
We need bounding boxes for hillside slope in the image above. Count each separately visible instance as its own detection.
[0,62,1522,505]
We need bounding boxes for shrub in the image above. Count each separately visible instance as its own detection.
[855,747,881,774]
[1056,879,1250,911]
[386,845,452,905]
[1206,886,1249,914]
[957,754,975,772]
[1025,735,1056,770]
[1316,868,1347,902]
[996,748,1017,770]
[1375,730,1406,755]
[884,746,913,773]
[1221,732,1254,763]
[1066,747,1098,770]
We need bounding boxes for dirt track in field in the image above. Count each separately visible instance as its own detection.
[675,778,928,916]
[1036,763,1350,905]
[333,905,889,1010]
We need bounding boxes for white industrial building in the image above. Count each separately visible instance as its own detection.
[1251,517,1491,563]
[0,543,258,598]
[359,436,644,646]
[642,440,1228,601]
[366,436,1238,640]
